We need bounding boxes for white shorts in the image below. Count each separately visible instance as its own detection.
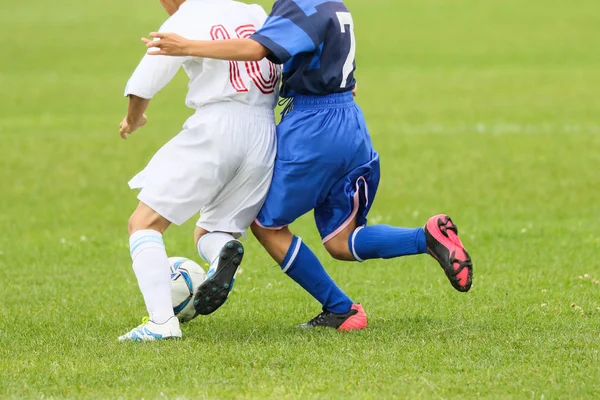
[129,102,276,234]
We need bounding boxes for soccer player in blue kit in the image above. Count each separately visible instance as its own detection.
[145,0,473,331]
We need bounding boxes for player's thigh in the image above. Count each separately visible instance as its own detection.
[256,111,341,229]
[198,160,273,235]
[133,123,239,226]
[316,153,381,246]
[197,115,277,235]
[255,156,330,230]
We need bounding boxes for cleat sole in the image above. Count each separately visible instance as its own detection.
[425,214,473,292]
[193,240,243,315]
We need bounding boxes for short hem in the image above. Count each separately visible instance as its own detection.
[253,218,288,231]
[321,176,368,244]
[195,221,245,238]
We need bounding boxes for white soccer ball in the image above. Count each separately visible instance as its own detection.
[169,257,207,323]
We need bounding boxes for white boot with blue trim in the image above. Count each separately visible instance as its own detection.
[118,316,182,342]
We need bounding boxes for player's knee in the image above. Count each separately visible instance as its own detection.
[128,204,170,235]
[250,222,268,244]
[128,212,153,235]
[324,238,354,261]
[194,227,209,249]
[251,222,284,248]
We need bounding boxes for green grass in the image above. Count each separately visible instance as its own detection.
[1,0,600,398]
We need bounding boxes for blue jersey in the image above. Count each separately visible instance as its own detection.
[251,0,357,98]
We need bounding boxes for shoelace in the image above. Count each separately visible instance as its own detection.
[307,311,331,326]
[134,316,150,330]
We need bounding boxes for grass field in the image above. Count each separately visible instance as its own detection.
[1,0,600,398]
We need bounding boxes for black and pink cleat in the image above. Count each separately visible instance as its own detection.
[424,214,473,292]
[297,304,368,331]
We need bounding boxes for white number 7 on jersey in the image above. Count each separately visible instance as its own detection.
[336,12,356,88]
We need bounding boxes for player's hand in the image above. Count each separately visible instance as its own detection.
[119,114,147,139]
[142,32,191,56]
[352,83,358,97]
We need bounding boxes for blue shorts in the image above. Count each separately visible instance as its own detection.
[256,92,380,242]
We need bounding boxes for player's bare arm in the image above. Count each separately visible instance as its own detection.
[142,33,269,61]
[119,95,149,139]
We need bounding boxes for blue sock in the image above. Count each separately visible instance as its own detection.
[281,236,353,314]
[349,225,428,261]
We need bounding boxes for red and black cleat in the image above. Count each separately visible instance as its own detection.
[297,304,367,331]
[424,214,473,292]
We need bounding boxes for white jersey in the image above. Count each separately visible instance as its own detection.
[124,0,280,110]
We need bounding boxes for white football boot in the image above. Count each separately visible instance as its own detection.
[118,316,182,342]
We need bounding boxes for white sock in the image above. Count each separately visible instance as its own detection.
[197,232,236,265]
[129,229,174,325]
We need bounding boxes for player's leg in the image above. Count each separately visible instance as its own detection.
[318,105,472,292]
[118,201,182,342]
[319,160,426,262]
[324,212,472,292]
[324,216,426,262]
[250,101,367,331]
[320,163,427,262]
[250,223,364,331]
[189,104,277,315]
[119,114,234,341]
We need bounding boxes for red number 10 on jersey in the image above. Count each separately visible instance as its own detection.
[210,24,279,94]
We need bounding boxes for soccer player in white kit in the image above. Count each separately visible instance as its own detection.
[118,0,279,342]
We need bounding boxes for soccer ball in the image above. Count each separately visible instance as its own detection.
[169,257,207,323]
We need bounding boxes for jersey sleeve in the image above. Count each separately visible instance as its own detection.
[124,14,192,99]
[250,0,318,65]
[123,54,184,99]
